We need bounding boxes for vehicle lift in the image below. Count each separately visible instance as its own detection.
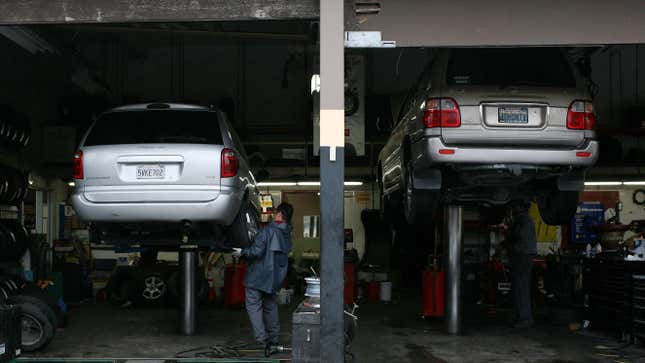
[179,233,197,335]
[445,205,463,335]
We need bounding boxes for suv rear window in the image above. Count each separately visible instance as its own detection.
[84,110,223,146]
[446,48,576,87]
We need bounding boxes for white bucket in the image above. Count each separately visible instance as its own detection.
[379,281,392,302]
[277,288,292,305]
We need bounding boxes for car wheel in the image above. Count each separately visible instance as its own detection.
[479,205,507,225]
[379,178,392,224]
[20,284,64,328]
[403,164,438,225]
[107,269,137,307]
[227,201,259,248]
[141,274,167,302]
[16,301,55,352]
[537,191,579,226]
[8,294,58,329]
[168,270,208,306]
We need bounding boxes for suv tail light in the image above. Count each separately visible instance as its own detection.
[423,98,461,128]
[221,148,238,178]
[73,150,84,180]
[567,100,595,130]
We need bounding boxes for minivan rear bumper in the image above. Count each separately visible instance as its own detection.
[71,185,243,224]
[418,137,598,166]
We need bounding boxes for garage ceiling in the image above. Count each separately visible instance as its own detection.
[0,0,318,24]
[355,0,645,47]
[2,1,645,47]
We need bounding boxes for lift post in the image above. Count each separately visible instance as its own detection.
[319,0,345,361]
[444,205,463,335]
[179,240,197,336]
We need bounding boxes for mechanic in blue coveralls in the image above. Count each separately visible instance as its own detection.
[232,203,293,348]
[509,202,538,329]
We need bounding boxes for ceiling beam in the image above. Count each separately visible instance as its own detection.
[357,0,645,46]
[0,0,319,24]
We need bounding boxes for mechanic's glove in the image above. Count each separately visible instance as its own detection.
[231,248,243,258]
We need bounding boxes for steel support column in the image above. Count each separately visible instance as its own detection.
[180,249,197,335]
[445,205,463,335]
[319,0,345,361]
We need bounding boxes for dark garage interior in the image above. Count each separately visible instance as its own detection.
[1,1,645,362]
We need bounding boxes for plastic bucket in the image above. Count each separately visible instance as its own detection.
[379,281,392,302]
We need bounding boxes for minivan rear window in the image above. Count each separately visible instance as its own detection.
[446,48,576,87]
[83,110,223,146]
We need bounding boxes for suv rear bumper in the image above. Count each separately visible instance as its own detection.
[420,137,598,166]
[71,186,243,224]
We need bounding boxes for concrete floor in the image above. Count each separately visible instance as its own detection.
[27,291,645,363]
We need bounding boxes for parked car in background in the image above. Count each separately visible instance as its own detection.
[379,48,598,225]
[72,103,261,249]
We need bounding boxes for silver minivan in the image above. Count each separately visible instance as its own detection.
[379,48,598,225]
[72,103,260,248]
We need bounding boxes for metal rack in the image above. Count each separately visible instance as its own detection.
[633,274,645,341]
[584,257,645,342]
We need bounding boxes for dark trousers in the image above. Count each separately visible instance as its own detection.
[510,254,534,322]
[245,287,279,344]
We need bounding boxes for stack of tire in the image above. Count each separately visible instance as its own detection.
[0,220,30,263]
[0,277,59,352]
[0,105,31,150]
[0,304,21,362]
[0,166,30,206]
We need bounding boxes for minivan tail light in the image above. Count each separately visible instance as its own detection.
[221,148,238,178]
[73,150,84,180]
[567,100,595,130]
[423,98,461,128]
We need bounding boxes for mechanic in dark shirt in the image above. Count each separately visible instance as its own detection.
[508,202,538,328]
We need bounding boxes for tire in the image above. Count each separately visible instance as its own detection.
[479,205,507,225]
[379,178,393,225]
[20,285,63,327]
[15,301,55,352]
[0,286,8,303]
[8,295,58,329]
[402,163,439,225]
[0,275,21,295]
[227,201,259,248]
[107,269,138,307]
[537,191,579,226]
[168,270,208,305]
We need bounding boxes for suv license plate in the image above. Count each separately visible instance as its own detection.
[136,165,166,179]
[498,107,529,124]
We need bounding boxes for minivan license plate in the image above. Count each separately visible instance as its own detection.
[498,107,529,124]
[136,165,165,179]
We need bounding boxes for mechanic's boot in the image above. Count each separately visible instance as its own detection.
[512,319,534,329]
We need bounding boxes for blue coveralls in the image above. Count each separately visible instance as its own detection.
[241,221,292,344]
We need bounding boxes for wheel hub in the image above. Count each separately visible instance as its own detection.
[21,314,43,345]
[142,276,166,300]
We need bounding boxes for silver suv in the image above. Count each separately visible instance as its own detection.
[71,103,260,248]
[379,48,598,225]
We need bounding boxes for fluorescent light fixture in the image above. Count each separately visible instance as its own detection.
[258,181,365,187]
[257,182,297,187]
[344,181,363,186]
[623,181,645,186]
[297,181,321,186]
[0,26,58,54]
[584,181,622,186]
[67,181,76,187]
